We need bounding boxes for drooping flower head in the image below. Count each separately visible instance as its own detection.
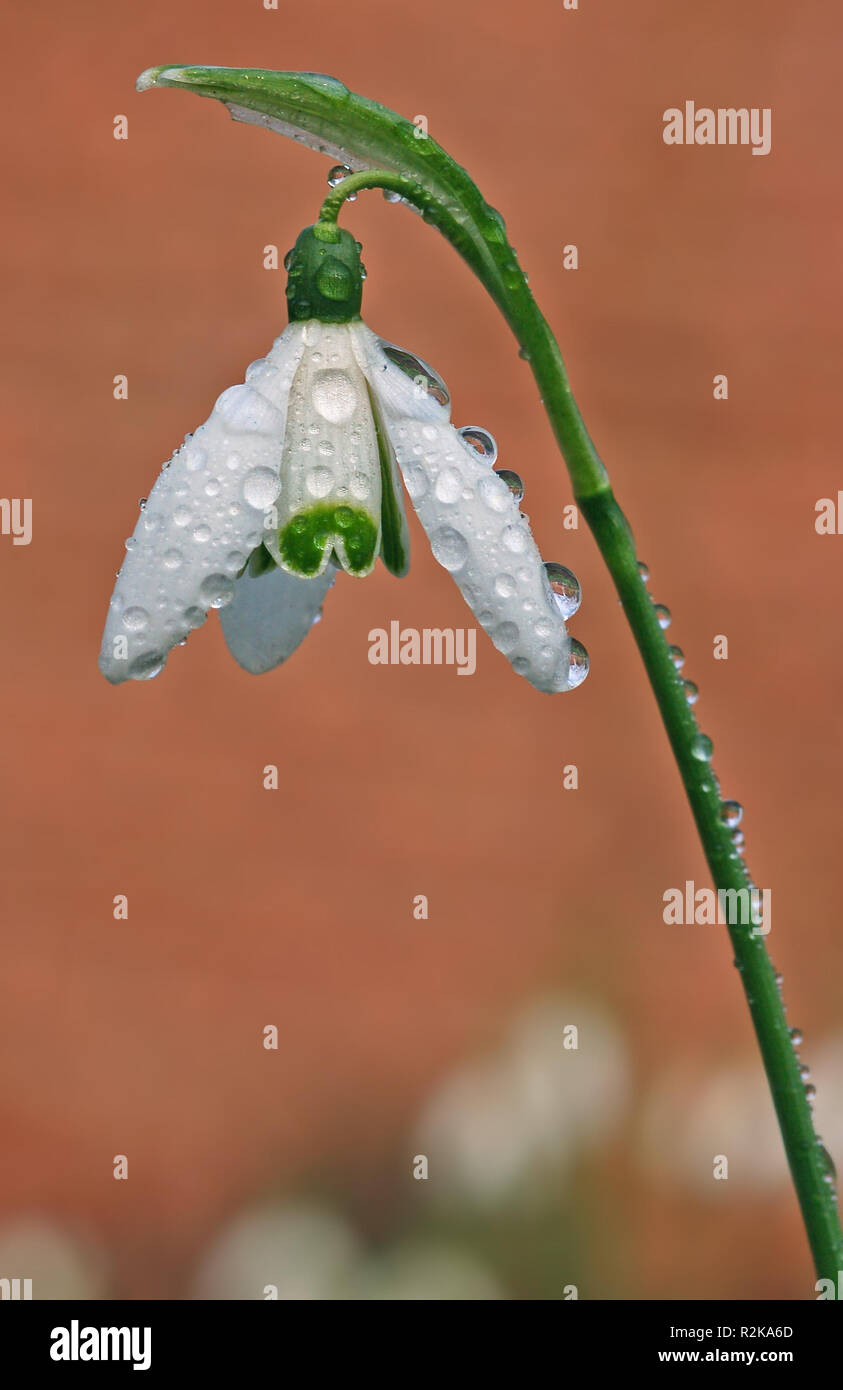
[100,221,587,691]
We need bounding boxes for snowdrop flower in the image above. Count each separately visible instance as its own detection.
[100,224,587,691]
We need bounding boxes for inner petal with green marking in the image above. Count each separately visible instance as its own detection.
[264,320,383,578]
[279,502,378,576]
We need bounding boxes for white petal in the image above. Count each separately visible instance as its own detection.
[99,323,307,683]
[264,322,381,578]
[353,326,575,693]
[218,561,335,674]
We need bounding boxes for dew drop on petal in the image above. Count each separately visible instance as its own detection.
[311,369,359,423]
[378,339,450,408]
[199,573,235,609]
[193,524,212,544]
[567,638,590,689]
[495,468,524,501]
[429,526,468,572]
[305,466,335,499]
[138,497,148,512]
[458,426,498,464]
[243,467,282,510]
[128,651,165,680]
[502,524,528,554]
[122,607,149,633]
[434,468,463,503]
[543,562,582,619]
[493,621,520,653]
[494,573,517,599]
[162,549,182,570]
[173,506,192,528]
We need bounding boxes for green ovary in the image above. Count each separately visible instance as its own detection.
[279,504,378,576]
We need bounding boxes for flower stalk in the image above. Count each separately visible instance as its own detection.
[136,64,842,1283]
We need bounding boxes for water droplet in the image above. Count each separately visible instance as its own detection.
[128,651,165,680]
[243,467,282,510]
[668,645,685,669]
[204,478,221,498]
[162,549,182,570]
[382,188,402,203]
[495,468,524,501]
[429,526,468,572]
[138,497,148,511]
[493,621,519,653]
[544,562,582,618]
[283,249,293,270]
[691,733,714,761]
[215,384,280,434]
[378,340,449,407]
[683,679,699,705]
[305,466,335,499]
[653,602,672,629]
[434,468,463,504]
[199,573,235,609]
[637,560,650,581]
[732,829,745,852]
[720,800,743,829]
[315,258,354,301]
[327,164,356,199]
[122,607,149,633]
[799,1063,810,1080]
[193,524,212,544]
[502,524,528,554]
[311,368,359,423]
[805,1083,817,1101]
[494,573,517,599]
[818,1143,837,1181]
[567,638,590,689]
[789,1027,803,1046]
[458,426,498,464]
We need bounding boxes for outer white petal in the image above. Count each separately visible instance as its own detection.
[99,323,307,683]
[352,325,575,693]
[219,562,336,674]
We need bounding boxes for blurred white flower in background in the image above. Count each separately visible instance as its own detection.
[413,997,629,1206]
[0,1219,106,1299]
[192,1201,503,1300]
[193,1203,359,1300]
[337,1245,503,1301]
[638,1031,843,1193]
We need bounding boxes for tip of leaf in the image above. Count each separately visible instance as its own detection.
[136,65,193,93]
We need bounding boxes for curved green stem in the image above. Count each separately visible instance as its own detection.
[138,65,842,1286]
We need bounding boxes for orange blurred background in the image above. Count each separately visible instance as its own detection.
[1,0,841,1299]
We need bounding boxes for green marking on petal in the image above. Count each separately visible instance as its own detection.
[366,380,410,577]
[279,504,378,576]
